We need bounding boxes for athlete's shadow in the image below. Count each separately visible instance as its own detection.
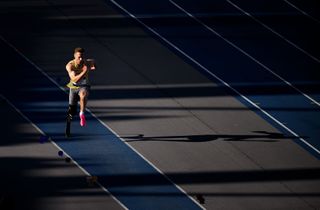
[123,131,305,143]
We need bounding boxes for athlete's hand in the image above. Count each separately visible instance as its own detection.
[82,65,88,72]
[87,59,96,70]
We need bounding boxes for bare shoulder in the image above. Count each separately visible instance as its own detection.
[66,60,73,71]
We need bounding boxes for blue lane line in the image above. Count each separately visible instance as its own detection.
[107,0,320,158]
[0,39,203,210]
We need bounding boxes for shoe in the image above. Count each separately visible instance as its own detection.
[80,113,86,126]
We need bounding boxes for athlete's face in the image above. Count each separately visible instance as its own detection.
[74,52,83,65]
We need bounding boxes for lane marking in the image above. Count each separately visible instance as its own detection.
[0,94,128,210]
[283,0,320,25]
[226,0,320,64]
[169,0,320,107]
[1,34,204,209]
[0,35,128,210]
[109,0,320,156]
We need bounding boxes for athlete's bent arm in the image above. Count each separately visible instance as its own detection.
[66,64,88,83]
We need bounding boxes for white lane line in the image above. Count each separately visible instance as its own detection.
[283,0,320,25]
[226,0,320,64]
[0,94,128,210]
[169,0,320,107]
[0,35,129,210]
[109,0,320,156]
[1,34,204,209]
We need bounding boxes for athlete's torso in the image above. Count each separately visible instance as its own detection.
[67,60,90,88]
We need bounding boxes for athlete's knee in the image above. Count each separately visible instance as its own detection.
[79,91,87,98]
[67,104,77,116]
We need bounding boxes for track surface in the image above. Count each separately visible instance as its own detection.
[1,0,320,209]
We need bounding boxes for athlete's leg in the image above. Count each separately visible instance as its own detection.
[66,88,79,137]
[79,88,88,113]
[68,88,79,116]
[78,87,89,126]
[67,104,77,116]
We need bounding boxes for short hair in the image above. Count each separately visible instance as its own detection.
[74,47,85,54]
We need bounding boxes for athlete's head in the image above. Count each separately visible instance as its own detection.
[73,47,85,65]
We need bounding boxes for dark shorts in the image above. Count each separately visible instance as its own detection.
[69,86,90,105]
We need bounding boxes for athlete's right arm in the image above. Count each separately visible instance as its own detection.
[66,63,88,83]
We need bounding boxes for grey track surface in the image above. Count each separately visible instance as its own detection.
[1,0,320,209]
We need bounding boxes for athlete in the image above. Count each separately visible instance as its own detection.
[66,47,95,130]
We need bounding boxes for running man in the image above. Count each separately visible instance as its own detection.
[66,47,94,127]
